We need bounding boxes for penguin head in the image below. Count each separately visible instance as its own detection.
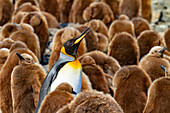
[149,46,167,58]
[60,28,91,59]
[56,82,77,94]
[16,53,34,65]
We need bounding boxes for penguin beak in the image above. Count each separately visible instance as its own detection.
[160,65,166,72]
[13,23,20,29]
[74,28,92,44]
[158,47,167,53]
[16,53,25,60]
[72,90,77,94]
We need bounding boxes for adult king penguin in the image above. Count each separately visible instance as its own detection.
[35,28,91,113]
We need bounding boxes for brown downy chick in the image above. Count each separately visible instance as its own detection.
[14,0,38,10]
[48,27,86,70]
[39,0,60,21]
[0,23,19,41]
[101,0,120,19]
[131,17,150,38]
[79,50,121,77]
[0,48,39,113]
[58,90,124,113]
[113,65,152,113]
[42,11,60,28]
[137,30,162,59]
[11,53,46,113]
[0,0,12,26]
[57,0,74,23]
[83,2,114,27]
[108,32,139,67]
[141,0,152,22]
[143,65,170,113]
[80,56,110,94]
[108,14,135,41]
[95,32,109,53]
[13,2,40,16]
[74,25,98,52]
[0,48,10,71]
[9,41,28,52]
[85,19,109,38]
[21,11,49,64]
[0,38,14,49]
[69,0,94,24]
[164,28,170,52]
[38,83,75,113]
[19,23,34,32]
[139,46,170,81]
[81,72,92,92]
[119,0,142,20]
[9,29,40,60]
[12,12,28,24]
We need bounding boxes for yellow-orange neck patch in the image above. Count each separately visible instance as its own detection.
[60,46,75,58]
[68,59,82,69]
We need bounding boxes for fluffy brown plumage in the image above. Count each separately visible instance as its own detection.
[0,48,39,113]
[0,0,12,26]
[108,32,139,66]
[119,0,142,20]
[38,83,74,113]
[131,17,150,38]
[11,53,46,113]
[164,28,170,52]
[74,25,98,52]
[113,65,151,113]
[0,48,10,71]
[57,0,74,23]
[12,12,28,24]
[108,15,135,41]
[69,0,94,24]
[101,0,120,19]
[9,41,28,52]
[0,38,15,49]
[137,30,162,59]
[81,72,92,92]
[58,90,124,113]
[139,46,170,81]
[14,0,38,10]
[21,11,49,64]
[9,29,40,60]
[85,19,109,38]
[39,0,60,21]
[48,27,86,70]
[141,0,152,22]
[83,2,114,27]
[143,76,170,113]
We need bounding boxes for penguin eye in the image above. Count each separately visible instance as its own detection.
[155,50,158,52]
[66,41,73,46]
[25,58,30,60]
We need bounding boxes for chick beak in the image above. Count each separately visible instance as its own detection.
[13,23,20,29]
[160,65,166,72]
[160,65,168,77]
[72,90,77,95]
[74,28,92,44]
[158,47,167,57]
[16,53,25,60]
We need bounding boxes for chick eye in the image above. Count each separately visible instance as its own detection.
[155,50,158,52]
[25,58,30,60]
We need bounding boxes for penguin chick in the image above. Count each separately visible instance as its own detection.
[143,66,170,113]
[0,0,12,26]
[0,23,19,41]
[14,0,38,10]
[74,25,98,52]
[11,53,46,113]
[131,17,150,38]
[81,56,110,94]
[0,48,10,70]
[39,0,60,21]
[141,0,152,22]
[108,14,135,41]
[13,2,40,16]
[69,0,94,24]
[79,50,121,77]
[42,11,60,28]
[38,83,74,113]
[81,72,92,92]
[164,28,170,52]
[9,30,40,60]
[83,2,114,27]
[19,23,34,32]
[57,0,74,23]
[48,27,86,70]
[85,19,109,38]
[57,90,124,113]
[113,65,151,113]
[0,48,39,113]
[108,32,139,67]
[139,46,169,81]
[12,12,28,24]
[95,32,109,53]
[0,38,14,49]
[101,0,120,19]
[9,41,28,52]
[21,11,49,64]
[119,0,142,20]
[137,30,162,59]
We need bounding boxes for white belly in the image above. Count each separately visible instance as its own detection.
[49,63,82,93]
